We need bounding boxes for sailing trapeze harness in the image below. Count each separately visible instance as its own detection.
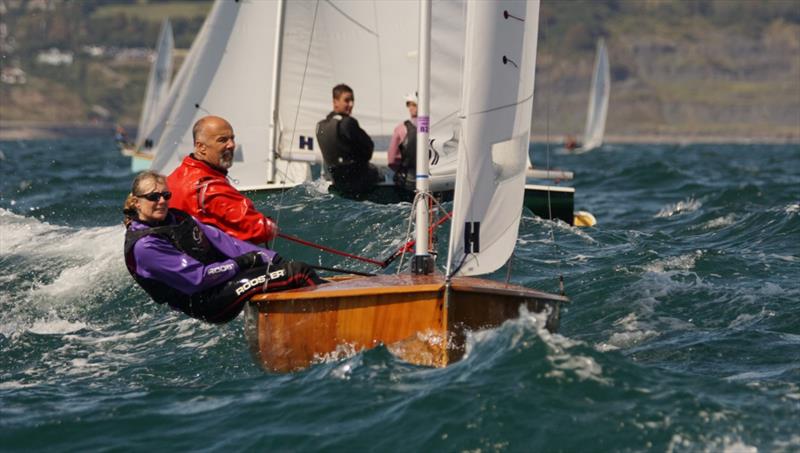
[398,120,417,173]
[124,209,228,322]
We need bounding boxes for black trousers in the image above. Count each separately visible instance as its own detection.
[195,261,323,324]
[328,163,381,195]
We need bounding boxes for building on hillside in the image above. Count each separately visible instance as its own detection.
[90,104,111,122]
[112,47,152,63]
[27,0,59,12]
[0,22,15,52]
[36,48,73,66]
[81,45,106,58]
[1,67,26,84]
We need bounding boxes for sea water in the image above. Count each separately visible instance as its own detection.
[0,139,798,451]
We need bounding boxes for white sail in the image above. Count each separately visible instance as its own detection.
[274,0,465,157]
[149,0,310,190]
[581,38,610,151]
[135,19,174,149]
[446,0,539,277]
[139,9,211,154]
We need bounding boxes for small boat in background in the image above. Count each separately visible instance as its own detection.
[568,38,610,154]
[121,19,174,172]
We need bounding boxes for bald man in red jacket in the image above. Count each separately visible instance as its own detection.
[167,116,278,245]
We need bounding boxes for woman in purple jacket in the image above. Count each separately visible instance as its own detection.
[123,171,323,323]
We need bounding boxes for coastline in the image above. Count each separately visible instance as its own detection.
[1,120,797,144]
[0,121,126,141]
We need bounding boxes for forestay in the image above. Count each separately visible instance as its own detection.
[446,0,540,277]
[581,38,610,152]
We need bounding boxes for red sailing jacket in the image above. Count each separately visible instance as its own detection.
[166,155,277,244]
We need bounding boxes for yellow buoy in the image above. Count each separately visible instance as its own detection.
[573,210,597,227]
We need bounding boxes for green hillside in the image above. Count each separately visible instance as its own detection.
[0,0,798,141]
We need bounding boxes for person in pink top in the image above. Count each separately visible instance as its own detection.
[387,93,418,187]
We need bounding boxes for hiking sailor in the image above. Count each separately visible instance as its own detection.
[123,171,324,324]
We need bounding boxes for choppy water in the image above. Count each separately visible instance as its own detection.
[1,139,798,452]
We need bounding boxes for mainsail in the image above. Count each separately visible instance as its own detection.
[581,38,610,152]
[446,0,539,277]
[276,0,466,156]
[135,19,174,150]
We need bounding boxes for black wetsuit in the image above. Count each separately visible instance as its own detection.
[394,120,418,187]
[316,111,380,195]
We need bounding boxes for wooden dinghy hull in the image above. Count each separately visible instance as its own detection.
[244,274,567,373]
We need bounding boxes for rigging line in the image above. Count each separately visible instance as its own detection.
[309,264,375,277]
[372,0,385,133]
[467,91,534,117]
[324,0,378,36]
[270,0,321,255]
[542,6,563,295]
[278,232,386,267]
[397,191,424,273]
[390,202,452,270]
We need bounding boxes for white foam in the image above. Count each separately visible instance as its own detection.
[0,208,71,253]
[28,319,87,335]
[703,214,736,229]
[656,197,702,218]
[771,254,796,263]
[785,202,799,214]
[643,250,703,274]
[463,306,608,384]
[0,209,130,339]
[668,434,758,453]
[159,396,236,415]
[598,312,659,351]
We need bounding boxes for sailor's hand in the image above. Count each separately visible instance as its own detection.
[233,252,263,270]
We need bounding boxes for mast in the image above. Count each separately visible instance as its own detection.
[266,0,287,183]
[412,0,434,275]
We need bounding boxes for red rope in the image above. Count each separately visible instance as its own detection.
[380,210,452,267]
[277,232,385,267]
[277,211,453,269]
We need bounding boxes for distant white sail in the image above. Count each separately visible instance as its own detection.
[139,4,214,153]
[581,38,610,152]
[446,0,539,277]
[135,19,173,150]
[149,0,310,190]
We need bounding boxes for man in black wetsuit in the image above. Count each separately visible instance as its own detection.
[316,83,380,196]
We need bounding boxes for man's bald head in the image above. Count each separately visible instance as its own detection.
[193,115,236,170]
[193,116,232,144]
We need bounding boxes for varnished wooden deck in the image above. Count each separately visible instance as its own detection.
[245,274,566,372]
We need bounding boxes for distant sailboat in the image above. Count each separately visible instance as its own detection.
[123,19,174,172]
[571,38,610,153]
[245,0,566,372]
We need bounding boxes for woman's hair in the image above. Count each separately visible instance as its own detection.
[123,170,167,228]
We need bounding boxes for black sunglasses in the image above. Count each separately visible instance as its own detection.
[137,191,172,202]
